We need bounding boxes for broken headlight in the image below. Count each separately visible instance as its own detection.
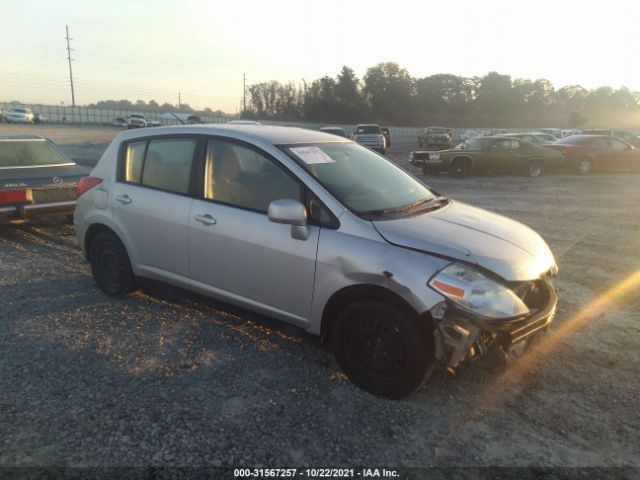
[428,263,529,319]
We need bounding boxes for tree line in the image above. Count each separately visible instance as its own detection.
[84,99,227,117]
[243,64,640,128]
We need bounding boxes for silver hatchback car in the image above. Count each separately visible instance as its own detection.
[75,125,558,398]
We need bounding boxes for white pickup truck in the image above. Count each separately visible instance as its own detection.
[353,124,386,154]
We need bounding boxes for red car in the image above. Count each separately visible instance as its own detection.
[548,135,640,175]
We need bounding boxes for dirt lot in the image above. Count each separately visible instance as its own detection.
[1,124,639,470]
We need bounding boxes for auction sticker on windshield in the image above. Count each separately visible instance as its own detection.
[290,146,335,165]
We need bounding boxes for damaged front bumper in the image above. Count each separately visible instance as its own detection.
[432,277,557,369]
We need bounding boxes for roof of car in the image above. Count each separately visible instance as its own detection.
[115,124,351,145]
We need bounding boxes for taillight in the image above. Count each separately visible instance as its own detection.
[76,177,103,198]
[0,189,33,206]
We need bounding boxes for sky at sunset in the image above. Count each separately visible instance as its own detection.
[2,0,640,112]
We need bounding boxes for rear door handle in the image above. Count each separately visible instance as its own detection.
[194,214,216,226]
[116,194,132,205]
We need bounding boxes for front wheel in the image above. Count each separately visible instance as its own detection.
[577,158,592,175]
[332,300,434,399]
[526,160,543,177]
[89,231,137,298]
[449,158,468,177]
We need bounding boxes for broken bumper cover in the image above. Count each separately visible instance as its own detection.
[433,277,557,368]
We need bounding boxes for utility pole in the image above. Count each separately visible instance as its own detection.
[65,25,76,107]
[243,73,246,114]
[178,92,181,110]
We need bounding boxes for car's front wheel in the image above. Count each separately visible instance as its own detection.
[449,158,468,177]
[89,231,136,298]
[526,159,543,177]
[332,300,434,399]
[578,158,592,175]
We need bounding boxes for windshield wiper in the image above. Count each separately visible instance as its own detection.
[360,196,448,218]
[398,197,434,212]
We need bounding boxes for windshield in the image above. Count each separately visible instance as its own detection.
[356,126,381,134]
[284,142,434,215]
[0,140,74,167]
[11,108,27,114]
[428,128,447,134]
[458,137,493,149]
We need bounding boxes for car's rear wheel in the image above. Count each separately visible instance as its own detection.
[449,158,468,177]
[578,158,592,175]
[526,160,543,177]
[89,231,136,298]
[332,300,434,399]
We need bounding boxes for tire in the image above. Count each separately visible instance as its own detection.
[331,300,435,399]
[577,158,592,175]
[449,158,468,177]
[526,160,543,178]
[89,231,136,298]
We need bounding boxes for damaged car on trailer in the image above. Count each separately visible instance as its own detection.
[0,135,91,223]
[74,125,558,399]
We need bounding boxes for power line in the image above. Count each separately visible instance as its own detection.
[65,25,76,107]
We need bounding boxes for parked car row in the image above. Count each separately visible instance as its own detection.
[410,134,640,177]
[111,114,162,129]
[0,107,47,124]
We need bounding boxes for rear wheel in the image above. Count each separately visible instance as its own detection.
[577,158,592,175]
[89,231,136,298]
[526,160,543,177]
[449,158,468,177]
[332,300,434,399]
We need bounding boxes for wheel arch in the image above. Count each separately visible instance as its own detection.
[320,284,433,343]
[450,155,473,169]
[84,223,136,272]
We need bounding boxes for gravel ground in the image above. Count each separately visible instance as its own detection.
[0,124,639,470]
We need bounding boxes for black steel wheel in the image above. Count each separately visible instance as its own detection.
[332,300,434,399]
[89,231,136,298]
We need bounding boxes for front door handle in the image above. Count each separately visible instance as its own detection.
[195,214,216,226]
[116,194,132,205]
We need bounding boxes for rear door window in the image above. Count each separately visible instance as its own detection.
[122,137,197,194]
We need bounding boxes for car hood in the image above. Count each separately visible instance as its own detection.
[372,201,556,281]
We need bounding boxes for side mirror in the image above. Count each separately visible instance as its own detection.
[268,199,309,240]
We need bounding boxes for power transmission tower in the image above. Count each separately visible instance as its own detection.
[65,25,76,107]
